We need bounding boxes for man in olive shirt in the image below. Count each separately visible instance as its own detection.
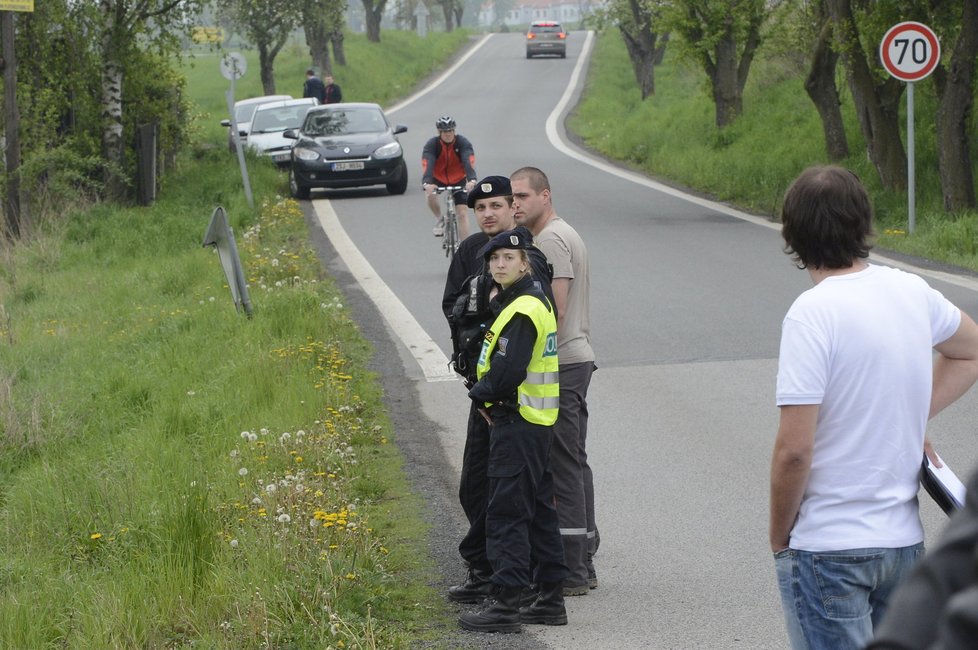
[511,166,597,595]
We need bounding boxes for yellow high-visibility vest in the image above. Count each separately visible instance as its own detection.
[476,293,559,426]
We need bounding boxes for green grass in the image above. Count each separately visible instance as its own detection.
[0,30,472,649]
[570,31,978,272]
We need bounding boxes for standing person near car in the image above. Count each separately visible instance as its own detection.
[510,166,597,597]
[458,228,568,634]
[422,116,477,240]
[442,176,555,605]
[770,165,978,650]
[323,74,342,104]
[302,69,326,103]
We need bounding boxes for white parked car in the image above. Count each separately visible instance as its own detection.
[220,94,291,152]
[245,98,319,167]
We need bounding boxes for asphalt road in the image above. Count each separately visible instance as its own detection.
[299,31,978,649]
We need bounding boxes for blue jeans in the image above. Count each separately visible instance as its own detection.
[774,544,924,650]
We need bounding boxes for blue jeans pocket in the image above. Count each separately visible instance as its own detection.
[812,551,884,619]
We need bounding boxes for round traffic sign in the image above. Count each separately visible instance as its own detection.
[220,52,247,81]
[879,22,940,82]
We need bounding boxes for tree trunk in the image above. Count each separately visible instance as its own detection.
[619,25,656,99]
[259,43,276,94]
[304,13,332,75]
[452,3,463,28]
[1,11,27,239]
[441,2,453,31]
[826,0,906,190]
[804,7,848,161]
[331,30,346,66]
[361,0,385,42]
[100,57,126,200]
[933,0,978,211]
[711,29,741,128]
[618,0,662,100]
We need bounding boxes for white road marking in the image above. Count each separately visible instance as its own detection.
[545,32,978,294]
[311,200,457,382]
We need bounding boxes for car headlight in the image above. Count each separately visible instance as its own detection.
[373,141,402,159]
[293,147,320,161]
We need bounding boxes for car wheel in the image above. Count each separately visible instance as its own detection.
[526,51,532,59]
[386,160,408,195]
[560,50,566,59]
[289,168,311,200]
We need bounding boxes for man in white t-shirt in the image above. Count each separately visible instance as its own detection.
[770,165,978,650]
[511,166,597,596]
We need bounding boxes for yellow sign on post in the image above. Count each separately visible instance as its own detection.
[0,1,34,11]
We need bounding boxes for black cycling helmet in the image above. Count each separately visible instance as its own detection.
[435,116,456,131]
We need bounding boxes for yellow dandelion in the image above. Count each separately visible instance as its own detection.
[90,533,102,540]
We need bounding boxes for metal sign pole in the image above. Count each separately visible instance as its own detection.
[907,81,915,235]
[221,53,253,209]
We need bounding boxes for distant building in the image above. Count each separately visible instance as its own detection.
[477,0,601,27]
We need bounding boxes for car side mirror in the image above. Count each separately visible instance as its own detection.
[283,129,298,140]
[220,119,231,127]
[394,124,407,135]
[238,129,248,137]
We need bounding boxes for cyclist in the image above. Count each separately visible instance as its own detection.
[421,116,477,239]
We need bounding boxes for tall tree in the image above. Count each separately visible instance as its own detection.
[605,0,669,100]
[78,0,202,200]
[802,0,848,161]
[931,0,978,210]
[302,0,346,74]
[667,0,766,128]
[218,0,299,95]
[824,0,906,190]
[360,0,387,42]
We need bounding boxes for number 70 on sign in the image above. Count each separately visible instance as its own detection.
[879,21,941,82]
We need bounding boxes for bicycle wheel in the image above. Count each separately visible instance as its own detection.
[444,209,459,258]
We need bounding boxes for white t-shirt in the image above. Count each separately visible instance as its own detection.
[776,264,961,552]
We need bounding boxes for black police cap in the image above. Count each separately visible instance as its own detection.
[466,175,512,208]
[479,227,532,260]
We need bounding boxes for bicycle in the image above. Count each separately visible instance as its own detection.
[434,185,465,259]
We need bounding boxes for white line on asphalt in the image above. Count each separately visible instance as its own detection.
[311,200,457,382]
[387,34,493,116]
[544,32,978,294]
[306,35,495,383]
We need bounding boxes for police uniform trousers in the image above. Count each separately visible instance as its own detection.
[550,361,596,588]
[457,400,492,573]
[485,409,569,588]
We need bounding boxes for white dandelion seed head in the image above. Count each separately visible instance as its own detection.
[248,433,258,442]
[260,428,270,436]
[251,497,262,505]
[295,484,305,493]
[277,514,291,524]
[238,467,249,476]
[271,258,279,267]
[296,430,306,437]
[265,483,277,494]
[275,280,283,288]
[230,539,239,548]
[209,296,215,302]
[240,431,250,439]
[229,449,239,458]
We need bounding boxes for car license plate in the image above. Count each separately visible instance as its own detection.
[331,162,365,171]
[273,153,290,162]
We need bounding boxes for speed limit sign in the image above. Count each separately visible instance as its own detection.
[879,22,940,82]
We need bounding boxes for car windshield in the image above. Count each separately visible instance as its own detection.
[251,106,311,133]
[303,108,387,136]
[235,104,262,123]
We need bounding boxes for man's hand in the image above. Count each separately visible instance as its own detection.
[464,179,476,193]
[477,407,492,426]
[423,183,436,196]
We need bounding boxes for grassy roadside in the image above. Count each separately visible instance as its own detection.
[569,31,978,273]
[0,31,470,649]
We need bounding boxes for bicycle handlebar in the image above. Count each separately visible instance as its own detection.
[432,185,466,193]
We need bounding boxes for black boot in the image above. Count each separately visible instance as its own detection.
[519,582,567,626]
[458,586,522,633]
[447,567,494,604]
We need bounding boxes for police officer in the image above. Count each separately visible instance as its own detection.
[443,177,555,605]
[458,229,568,634]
